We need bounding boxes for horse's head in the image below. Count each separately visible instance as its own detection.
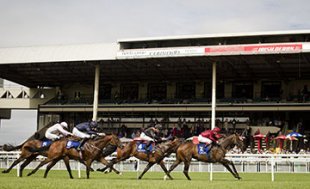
[232,133,245,152]
[109,134,123,149]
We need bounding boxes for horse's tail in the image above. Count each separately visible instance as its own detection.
[26,146,50,153]
[3,142,26,151]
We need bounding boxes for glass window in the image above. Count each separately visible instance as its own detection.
[261,81,281,98]
[148,83,167,100]
[176,82,195,99]
[100,84,112,100]
[232,82,253,98]
[120,83,139,100]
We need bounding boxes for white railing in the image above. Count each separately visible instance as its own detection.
[1,151,310,181]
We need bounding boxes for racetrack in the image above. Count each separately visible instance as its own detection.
[1,169,309,189]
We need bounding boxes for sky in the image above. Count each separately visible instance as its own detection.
[0,0,310,48]
[0,0,310,144]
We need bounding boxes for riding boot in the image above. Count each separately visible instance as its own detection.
[145,141,152,160]
[77,138,87,151]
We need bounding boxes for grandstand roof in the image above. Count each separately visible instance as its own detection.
[0,30,310,88]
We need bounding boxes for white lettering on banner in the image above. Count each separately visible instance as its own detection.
[117,47,205,59]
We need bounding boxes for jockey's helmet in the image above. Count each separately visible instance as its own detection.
[90,121,98,128]
[60,122,68,128]
[212,127,221,133]
[154,124,162,130]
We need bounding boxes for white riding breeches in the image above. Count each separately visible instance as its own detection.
[140,132,154,142]
[198,135,212,144]
[45,132,61,141]
[72,128,91,138]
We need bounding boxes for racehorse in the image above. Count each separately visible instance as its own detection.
[27,134,122,179]
[97,137,182,179]
[167,133,244,180]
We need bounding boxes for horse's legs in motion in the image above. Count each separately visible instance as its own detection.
[43,158,61,178]
[98,157,121,175]
[19,155,37,177]
[27,158,55,177]
[62,156,73,179]
[85,160,94,179]
[2,156,27,174]
[183,160,192,180]
[158,160,173,180]
[221,159,241,180]
[167,159,181,174]
[138,162,155,179]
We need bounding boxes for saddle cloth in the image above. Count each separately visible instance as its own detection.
[134,138,154,153]
[41,140,52,147]
[197,143,211,155]
[66,140,80,149]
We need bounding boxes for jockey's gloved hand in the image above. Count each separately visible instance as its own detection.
[90,134,97,139]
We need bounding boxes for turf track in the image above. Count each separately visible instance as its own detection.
[0,169,309,189]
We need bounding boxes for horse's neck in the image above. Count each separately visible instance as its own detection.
[219,135,235,151]
[91,136,109,149]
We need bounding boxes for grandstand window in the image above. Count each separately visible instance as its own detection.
[261,81,282,98]
[147,83,167,101]
[176,82,195,99]
[100,84,112,100]
[120,83,139,100]
[232,82,253,99]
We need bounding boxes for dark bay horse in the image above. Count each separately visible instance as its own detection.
[27,134,122,179]
[98,137,182,179]
[167,133,244,180]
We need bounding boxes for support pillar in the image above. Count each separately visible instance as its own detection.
[92,64,100,121]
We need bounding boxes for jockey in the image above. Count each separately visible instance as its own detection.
[72,121,99,150]
[198,127,222,146]
[45,122,72,141]
[139,124,162,156]
[140,124,162,142]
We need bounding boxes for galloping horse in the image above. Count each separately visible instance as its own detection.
[167,133,244,180]
[27,134,122,179]
[98,137,182,179]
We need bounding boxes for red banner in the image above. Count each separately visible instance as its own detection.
[205,44,302,54]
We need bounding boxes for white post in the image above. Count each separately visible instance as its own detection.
[78,161,81,178]
[92,64,100,121]
[271,155,275,182]
[210,62,217,181]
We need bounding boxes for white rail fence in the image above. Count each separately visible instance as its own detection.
[1,151,310,181]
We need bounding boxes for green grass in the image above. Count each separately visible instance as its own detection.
[0,169,309,189]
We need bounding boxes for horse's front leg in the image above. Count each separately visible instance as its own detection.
[138,162,155,179]
[98,157,121,175]
[44,158,61,178]
[158,160,173,180]
[220,159,241,180]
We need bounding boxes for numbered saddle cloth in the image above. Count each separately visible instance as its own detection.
[41,140,52,147]
[66,140,80,149]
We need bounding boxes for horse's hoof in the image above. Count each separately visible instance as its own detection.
[164,175,168,180]
[2,170,8,173]
[238,177,242,180]
[118,172,123,176]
